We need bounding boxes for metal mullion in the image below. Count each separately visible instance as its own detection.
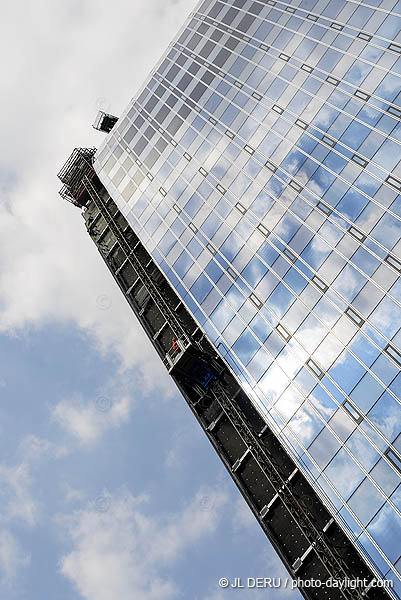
[120,125,401,501]
[190,12,401,158]
[157,53,401,308]
[186,19,401,226]
[132,96,401,424]
[252,0,401,56]
[213,0,401,98]
[135,77,401,375]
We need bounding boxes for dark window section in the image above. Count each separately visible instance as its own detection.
[234,80,243,88]
[272,104,283,114]
[386,175,401,192]
[225,129,235,138]
[159,187,167,197]
[213,47,230,68]
[252,92,262,101]
[322,135,335,147]
[352,154,368,168]
[143,149,158,169]
[199,167,208,176]
[155,105,169,124]
[388,43,401,54]
[301,64,313,73]
[295,119,308,130]
[260,43,269,51]
[178,104,191,119]
[289,180,302,193]
[387,105,401,119]
[134,136,148,156]
[354,89,370,102]
[187,32,203,51]
[276,323,291,342]
[154,84,165,99]
[207,242,217,254]
[348,226,366,243]
[342,401,363,424]
[357,31,372,41]
[165,64,180,83]
[248,1,264,15]
[184,152,192,161]
[250,293,263,309]
[265,160,277,172]
[385,447,401,474]
[210,28,224,43]
[385,253,401,274]
[166,94,178,108]
[306,358,324,380]
[345,306,364,327]
[236,202,247,214]
[257,223,269,237]
[177,73,192,92]
[331,22,343,31]
[173,203,181,213]
[176,53,187,67]
[221,6,239,24]
[124,125,137,144]
[307,14,318,21]
[384,344,401,367]
[312,275,328,293]
[283,247,297,263]
[207,1,224,19]
[279,53,290,62]
[317,201,332,216]
[244,145,255,155]
[189,223,198,233]
[225,36,240,51]
[227,266,238,280]
[137,89,150,104]
[237,14,257,33]
[166,116,183,135]
[190,82,207,101]
[285,6,296,13]
[326,76,339,86]
[155,138,168,153]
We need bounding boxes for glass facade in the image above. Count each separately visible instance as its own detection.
[94,0,401,594]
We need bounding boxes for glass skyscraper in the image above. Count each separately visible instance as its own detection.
[61,0,401,597]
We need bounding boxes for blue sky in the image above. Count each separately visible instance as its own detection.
[0,1,301,598]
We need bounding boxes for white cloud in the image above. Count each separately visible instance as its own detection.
[58,485,228,600]
[61,483,87,505]
[0,529,30,586]
[231,496,255,532]
[51,393,133,446]
[0,435,67,528]
[0,0,197,395]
